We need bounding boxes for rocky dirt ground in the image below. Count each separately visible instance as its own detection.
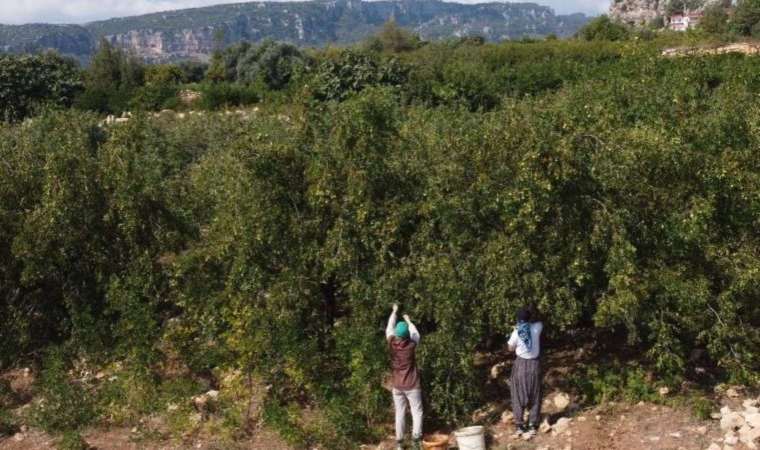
[2,351,758,450]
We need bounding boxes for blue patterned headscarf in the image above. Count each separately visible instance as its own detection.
[517,321,532,351]
[516,308,532,351]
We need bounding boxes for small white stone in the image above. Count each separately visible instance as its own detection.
[659,386,671,396]
[726,388,741,398]
[724,432,738,445]
[553,417,572,435]
[744,399,759,409]
[721,412,745,431]
[206,389,220,399]
[745,412,760,428]
[696,426,709,435]
[649,436,661,442]
[12,433,25,442]
[670,432,682,438]
[707,443,721,450]
[554,392,571,410]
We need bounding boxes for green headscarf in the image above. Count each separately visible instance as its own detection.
[395,321,410,339]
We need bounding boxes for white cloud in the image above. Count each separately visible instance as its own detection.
[0,0,251,25]
[0,0,611,25]
[541,0,610,15]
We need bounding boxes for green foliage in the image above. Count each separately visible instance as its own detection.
[364,19,422,53]
[571,364,657,404]
[197,82,260,109]
[76,39,145,113]
[732,0,760,35]
[578,16,630,41]
[2,38,760,447]
[144,64,184,86]
[31,350,96,432]
[130,84,180,111]
[57,431,90,450]
[0,52,83,122]
[0,407,17,437]
[700,4,730,35]
[311,50,408,101]
[691,396,714,420]
[235,40,308,90]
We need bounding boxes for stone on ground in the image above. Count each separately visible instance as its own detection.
[720,411,745,431]
[552,417,572,435]
[553,392,571,410]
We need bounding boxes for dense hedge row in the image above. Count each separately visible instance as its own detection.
[1,39,759,445]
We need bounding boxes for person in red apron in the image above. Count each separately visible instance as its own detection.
[385,304,422,450]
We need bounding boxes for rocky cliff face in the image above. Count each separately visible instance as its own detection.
[0,24,94,63]
[0,0,588,63]
[608,0,667,26]
[608,0,719,26]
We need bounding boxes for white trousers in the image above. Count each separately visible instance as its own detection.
[392,388,423,441]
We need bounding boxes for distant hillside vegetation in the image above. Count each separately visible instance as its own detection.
[0,0,588,62]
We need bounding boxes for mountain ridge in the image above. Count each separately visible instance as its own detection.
[0,0,589,63]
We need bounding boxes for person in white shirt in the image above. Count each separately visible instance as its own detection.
[507,307,543,439]
[385,304,423,450]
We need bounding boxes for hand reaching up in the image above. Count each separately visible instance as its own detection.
[392,304,399,313]
[403,314,411,323]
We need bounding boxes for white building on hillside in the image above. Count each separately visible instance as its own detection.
[669,12,703,31]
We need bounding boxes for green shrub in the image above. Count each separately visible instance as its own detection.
[57,431,90,450]
[197,83,259,109]
[578,16,630,41]
[0,407,18,437]
[691,396,714,420]
[0,52,83,122]
[31,350,96,433]
[130,84,180,111]
[570,365,657,404]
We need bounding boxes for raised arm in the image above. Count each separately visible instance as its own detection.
[386,304,399,341]
[403,314,421,344]
[507,327,518,352]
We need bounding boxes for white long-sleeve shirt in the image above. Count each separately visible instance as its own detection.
[385,310,420,343]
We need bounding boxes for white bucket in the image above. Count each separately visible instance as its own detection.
[453,425,486,450]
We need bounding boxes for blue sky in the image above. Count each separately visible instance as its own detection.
[0,0,610,25]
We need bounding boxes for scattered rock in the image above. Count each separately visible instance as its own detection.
[553,392,571,410]
[649,436,661,442]
[658,386,670,396]
[744,399,759,409]
[539,419,552,433]
[501,410,514,424]
[745,412,760,429]
[490,362,507,380]
[552,417,572,435]
[707,444,721,450]
[711,412,723,420]
[721,411,745,431]
[12,433,25,442]
[726,387,742,399]
[739,424,760,445]
[696,426,709,435]
[471,403,498,423]
[670,432,682,438]
[724,432,738,446]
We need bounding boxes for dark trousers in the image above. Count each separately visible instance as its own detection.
[510,357,542,426]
